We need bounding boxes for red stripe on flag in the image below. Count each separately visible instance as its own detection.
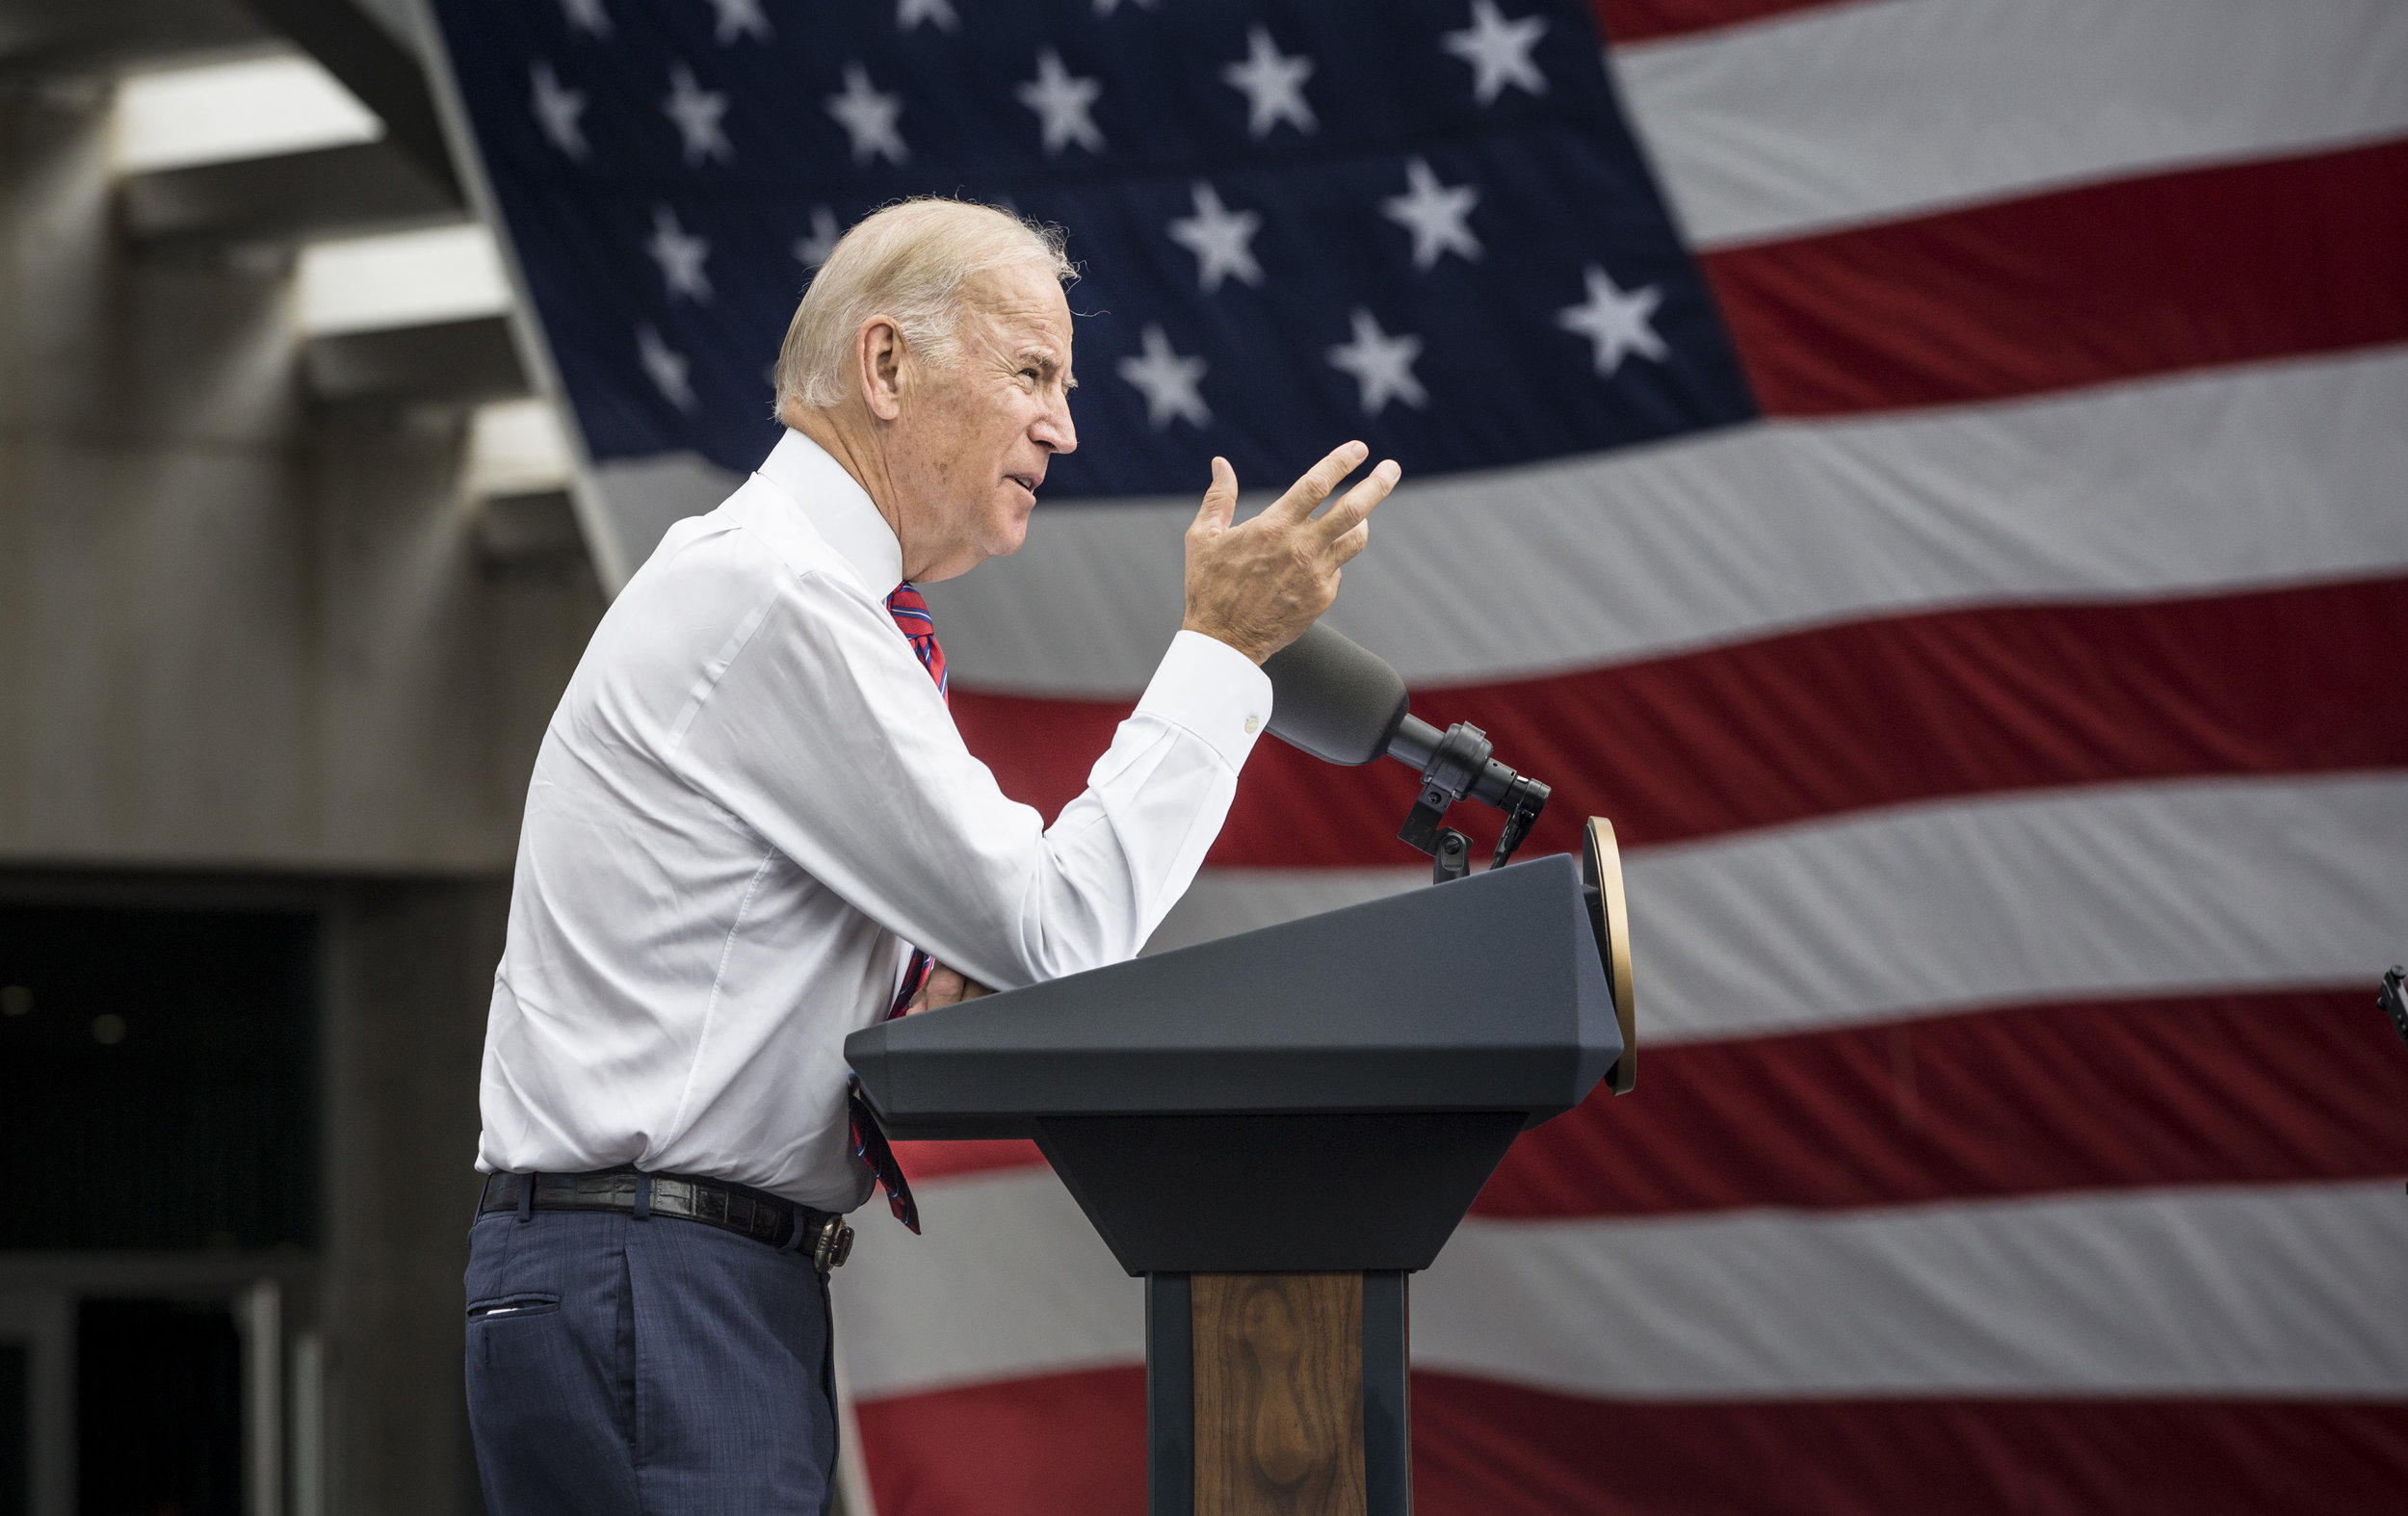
[1591,0,1837,45]
[1702,140,2408,414]
[892,989,2408,1207]
[1476,988,2408,1218]
[855,1367,1145,1516]
[949,576,2408,868]
[854,1368,2408,1516]
[1412,1377,2408,1516]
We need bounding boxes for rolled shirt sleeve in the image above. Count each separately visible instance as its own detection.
[673,574,1272,992]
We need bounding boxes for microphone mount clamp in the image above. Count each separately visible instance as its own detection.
[1389,717,1552,883]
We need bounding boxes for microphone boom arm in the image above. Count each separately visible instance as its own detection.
[1388,715,1551,879]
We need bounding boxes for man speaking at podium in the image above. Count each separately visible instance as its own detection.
[462,198,1400,1514]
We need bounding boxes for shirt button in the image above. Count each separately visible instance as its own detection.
[1243,715,1260,735]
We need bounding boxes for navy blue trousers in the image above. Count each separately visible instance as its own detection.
[464,1206,839,1515]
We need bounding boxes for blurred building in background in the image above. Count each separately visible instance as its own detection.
[0,2,601,1511]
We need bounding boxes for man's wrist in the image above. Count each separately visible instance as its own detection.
[1180,614,1274,665]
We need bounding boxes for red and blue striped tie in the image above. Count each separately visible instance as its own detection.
[882,582,946,1015]
[848,582,954,1232]
[884,581,948,703]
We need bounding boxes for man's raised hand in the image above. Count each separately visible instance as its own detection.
[1180,441,1400,665]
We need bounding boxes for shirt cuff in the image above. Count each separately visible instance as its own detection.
[1135,630,1275,772]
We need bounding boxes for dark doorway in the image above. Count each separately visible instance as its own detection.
[76,1300,242,1516]
[0,904,317,1250]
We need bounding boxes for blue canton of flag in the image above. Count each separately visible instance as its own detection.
[427,0,1758,499]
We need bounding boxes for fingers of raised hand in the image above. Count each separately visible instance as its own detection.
[1272,440,1370,522]
[1328,517,1373,567]
[1313,458,1399,542]
[1190,457,1240,538]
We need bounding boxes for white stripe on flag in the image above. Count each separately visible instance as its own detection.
[1419,1182,2408,1398]
[1152,773,2408,1042]
[837,1166,1140,1398]
[930,347,2408,693]
[1610,0,2408,247]
[834,1169,2408,1400]
[1632,772,2408,1042]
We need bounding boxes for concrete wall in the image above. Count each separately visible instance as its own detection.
[324,877,508,1516]
[0,76,604,1516]
[0,86,601,875]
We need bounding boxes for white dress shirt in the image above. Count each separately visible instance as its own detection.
[477,430,1272,1210]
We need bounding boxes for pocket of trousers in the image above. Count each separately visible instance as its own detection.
[467,1293,562,1321]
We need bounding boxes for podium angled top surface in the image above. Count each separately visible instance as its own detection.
[846,852,1622,1141]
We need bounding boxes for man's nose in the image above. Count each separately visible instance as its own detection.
[1034,390,1076,455]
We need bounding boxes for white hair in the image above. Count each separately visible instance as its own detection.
[774,198,1074,415]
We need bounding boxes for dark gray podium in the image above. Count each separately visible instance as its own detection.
[846,822,1635,1516]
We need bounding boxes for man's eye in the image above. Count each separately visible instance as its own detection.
[1020,368,1041,382]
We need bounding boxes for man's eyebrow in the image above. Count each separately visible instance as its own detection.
[1018,348,1075,387]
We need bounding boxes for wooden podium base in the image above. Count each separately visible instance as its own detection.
[1147,1272,1411,1516]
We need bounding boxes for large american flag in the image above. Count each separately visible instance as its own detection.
[423,0,2408,1510]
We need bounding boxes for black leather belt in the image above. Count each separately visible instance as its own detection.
[478,1167,855,1273]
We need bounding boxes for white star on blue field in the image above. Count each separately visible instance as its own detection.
[444,0,1758,493]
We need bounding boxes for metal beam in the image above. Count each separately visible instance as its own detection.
[121,140,456,248]
[229,0,459,197]
[0,0,266,81]
[302,313,525,405]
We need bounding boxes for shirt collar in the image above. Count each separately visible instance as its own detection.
[754,428,904,595]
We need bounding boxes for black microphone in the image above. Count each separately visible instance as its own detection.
[1261,621,1410,765]
[1262,623,1551,876]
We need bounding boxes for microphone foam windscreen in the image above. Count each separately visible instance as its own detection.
[1262,622,1411,766]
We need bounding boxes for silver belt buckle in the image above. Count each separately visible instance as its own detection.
[810,1215,855,1273]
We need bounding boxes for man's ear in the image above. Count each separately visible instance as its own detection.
[856,316,906,422]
